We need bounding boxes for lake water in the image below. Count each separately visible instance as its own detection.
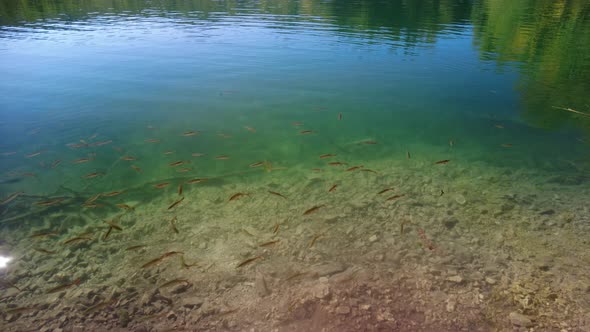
[1,0,589,331]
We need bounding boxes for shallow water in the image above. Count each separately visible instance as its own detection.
[1,0,589,331]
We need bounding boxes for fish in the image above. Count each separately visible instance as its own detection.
[33,248,57,254]
[361,169,377,174]
[328,161,347,166]
[1,191,24,206]
[82,203,104,208]
[215,155,230,160]
[377,188,394,195]
[154,182,170,189]
[1,151,17,156]
[358,140,377,145]
[34,198,65,206]
[494,124,505,129]
[147,125,157,130]
[169,216,179,233]
[191,153,205,157]
[30,231,58,238]
[46,278,81,294]
[449,140,454,147]
[141,251,183,268]
[218,133,232,139]
[180,256,198,269]
[311,168,322,172]
[386,194,405,201]
[309,234,323,248]
[328,184,337,192]
[88,133,98,140]
[259,240,280,247]
[158,279,190,289]
[5,306,36,314]
[120,156,137,161]
[434,160,450,165]
[130,165,143,173]
[73,157,93,164]
[89,140,113,146]
[163,150,175,155]
[249,161,265,168]
[300,130,315,135]
[303,205,325,215]
[272,223,280,234]
[551,106,590,118]
[84,299,116,315]
[319,154,336,159]
[63,236,92,245]
[338,113,342,120]
[102,191,124,197]
[178,184,183,195]
[116,203,135,211]
[187,178,208,184]
[169,160,189,167]
[229,193,249,201]
[236,255,263,268]
[168,196,185,210]
[244,126,256,133]
[25,151,43,158]
[292,122,304,127]
[82,172,104,179]
[51,160,62,168]
[268,191,287,199]
[176,168,191,173]
[126,245,146,251]
[407,151,411,159]
[145,139,160,143]
[103,226,114,240]
[85,194,102,205]
[345,165,364,171]
[440,189,445,196]
[182,131,199,136]
[501,144,513,148]
[103,218,123,231]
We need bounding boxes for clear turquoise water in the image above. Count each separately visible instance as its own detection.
[1,0,590,330]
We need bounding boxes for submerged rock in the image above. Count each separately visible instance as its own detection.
[508,312,533,327]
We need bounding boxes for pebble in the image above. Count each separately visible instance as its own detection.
[369,235,378,242]
[335,306,351,315]
[485,277,496,285]
[447,275,463,283]
[255,273,270,297]
[509,312,533,327]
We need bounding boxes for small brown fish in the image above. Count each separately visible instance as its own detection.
[158,279,190,289]
[345,165,364,172]
[176,167,191,173]
[5,306,36,314]
[116,203,135,211]
[386,194,406,201]
[215,155,230,160]
[82,172,104,179]
[377,188,394,195]
[187,178,208,184]
[501,144,513,148]
[244,126,256,133]
[168,196,185,210]
[182,131,199,136]
[361,169,377,174]
[236,255,263,268]
[303,205,325,215]
[102,191,124,197]
[163,150,175,155]
[319,154,337,159]
[145,138,160,143]
[1,191,24,206]
[229,193,249,201]
[338,112,342,120]
[169,160,189,167]
[328,184,337,192]
[141,251,183,268]
[407,151,411,159]
[34,198,64,206]
[358,140,377,145]
[103,226,114,240]
[131,165,143,173]
[1,151,17,156]
[178,184,183,195]
[126,245,146,251]
[249,161,265,168]
[192,153,205,157]
[25,151,43,158]
[449,140,454,147]
[103,219,123,231]
[84,299,116,315]
[272,223,280,234]
[90,140,112,146]
[494,124,504,129]
[292,121,304,127]
[311,168,322,172]
[33,248,57,254]
[268,191,287,199]
[309,234,323,248]
[82,202,104,208]
[46,278,81,294]
[434,160,450,165]
[73,157,93,164]
[300,130,315,135]
[51,160,62,168]
[120,156,137,161]
[85,193,102,205]
[154,182,170,189]
[30,231,58,238]
[328,161,347,166]
[169,216,179,233]
[259,240,280,247]
[63,236,92,245]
